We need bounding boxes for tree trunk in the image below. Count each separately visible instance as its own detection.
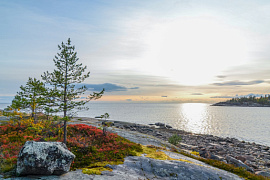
[63,116,67,144]
[63,89,67,144]
[32,107,37,123]
[63,61,68,144]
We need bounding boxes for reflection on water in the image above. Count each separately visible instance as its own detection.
[179,103,208,133]
[177,103,221,136]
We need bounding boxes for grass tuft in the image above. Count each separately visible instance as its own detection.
[168,134,182,145]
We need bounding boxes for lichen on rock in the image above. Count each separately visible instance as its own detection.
[16,141,75,176]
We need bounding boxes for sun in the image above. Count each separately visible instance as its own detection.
[139,17,251,86]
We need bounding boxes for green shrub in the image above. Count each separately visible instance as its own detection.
[168,134,181,145]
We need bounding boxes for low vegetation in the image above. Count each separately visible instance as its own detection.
[168,134,182,145]
[0,112,142,177]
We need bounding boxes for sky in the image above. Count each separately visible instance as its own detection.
[1,0,270,103]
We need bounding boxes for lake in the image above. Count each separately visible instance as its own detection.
[1,102,269,146]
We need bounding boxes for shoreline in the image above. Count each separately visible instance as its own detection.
[71,117,270,176]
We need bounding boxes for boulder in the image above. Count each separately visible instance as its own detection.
[236,156,246,163]
[16,141,75,176]
[226,155,254,172]
[165,125,172,129]
[255,171,270,177]
[245,160,259,169]
[264,162,270,167]
[200,151,223,161]
[243,155,255,162]
[155,122,165,127]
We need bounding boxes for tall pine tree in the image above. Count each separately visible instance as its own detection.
[42,38,104,144]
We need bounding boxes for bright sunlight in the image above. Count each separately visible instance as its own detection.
[140,17,252,86]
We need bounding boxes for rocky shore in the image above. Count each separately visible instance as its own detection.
[102,120,270,177]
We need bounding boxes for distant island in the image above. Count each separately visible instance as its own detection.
[212,95,270,107]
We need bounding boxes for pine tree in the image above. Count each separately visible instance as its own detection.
[11,77,47,121]
[42,38,104,144]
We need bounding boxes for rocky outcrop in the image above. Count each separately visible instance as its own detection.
[16,141,75,176]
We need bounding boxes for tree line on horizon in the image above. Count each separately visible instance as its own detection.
[6,38,104,144]
[227,95,270,105]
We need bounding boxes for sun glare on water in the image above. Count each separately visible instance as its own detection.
[140,17,251,86]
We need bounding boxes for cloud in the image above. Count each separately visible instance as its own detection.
[191,93,203,95]
[217,75,226,79]
[212,80,264,86]
[126,99,132,101]
[81,83,139,92]
[83,83,126,92]
[161,96,167,98]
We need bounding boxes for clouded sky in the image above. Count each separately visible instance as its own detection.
[1,0,270,103]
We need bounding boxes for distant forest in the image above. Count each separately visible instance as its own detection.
[228,95,270,105]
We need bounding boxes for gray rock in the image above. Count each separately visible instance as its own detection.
[264,162,270,167]
[109,155,243,180]
[200,151,223,161]
[255,171,270,177]
[155,122,165,127]
[165,125,172,128]
[245,160,259,169]
[226,155,254,172]
[264,155,270,160]
[220,142,227,145]
[208,143,224,151]
[243,155,255,162]
[237,143,246,148]
[16,141,75,176]
[236,156,246,163]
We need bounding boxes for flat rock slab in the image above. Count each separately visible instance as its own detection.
[92,154,243,180]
